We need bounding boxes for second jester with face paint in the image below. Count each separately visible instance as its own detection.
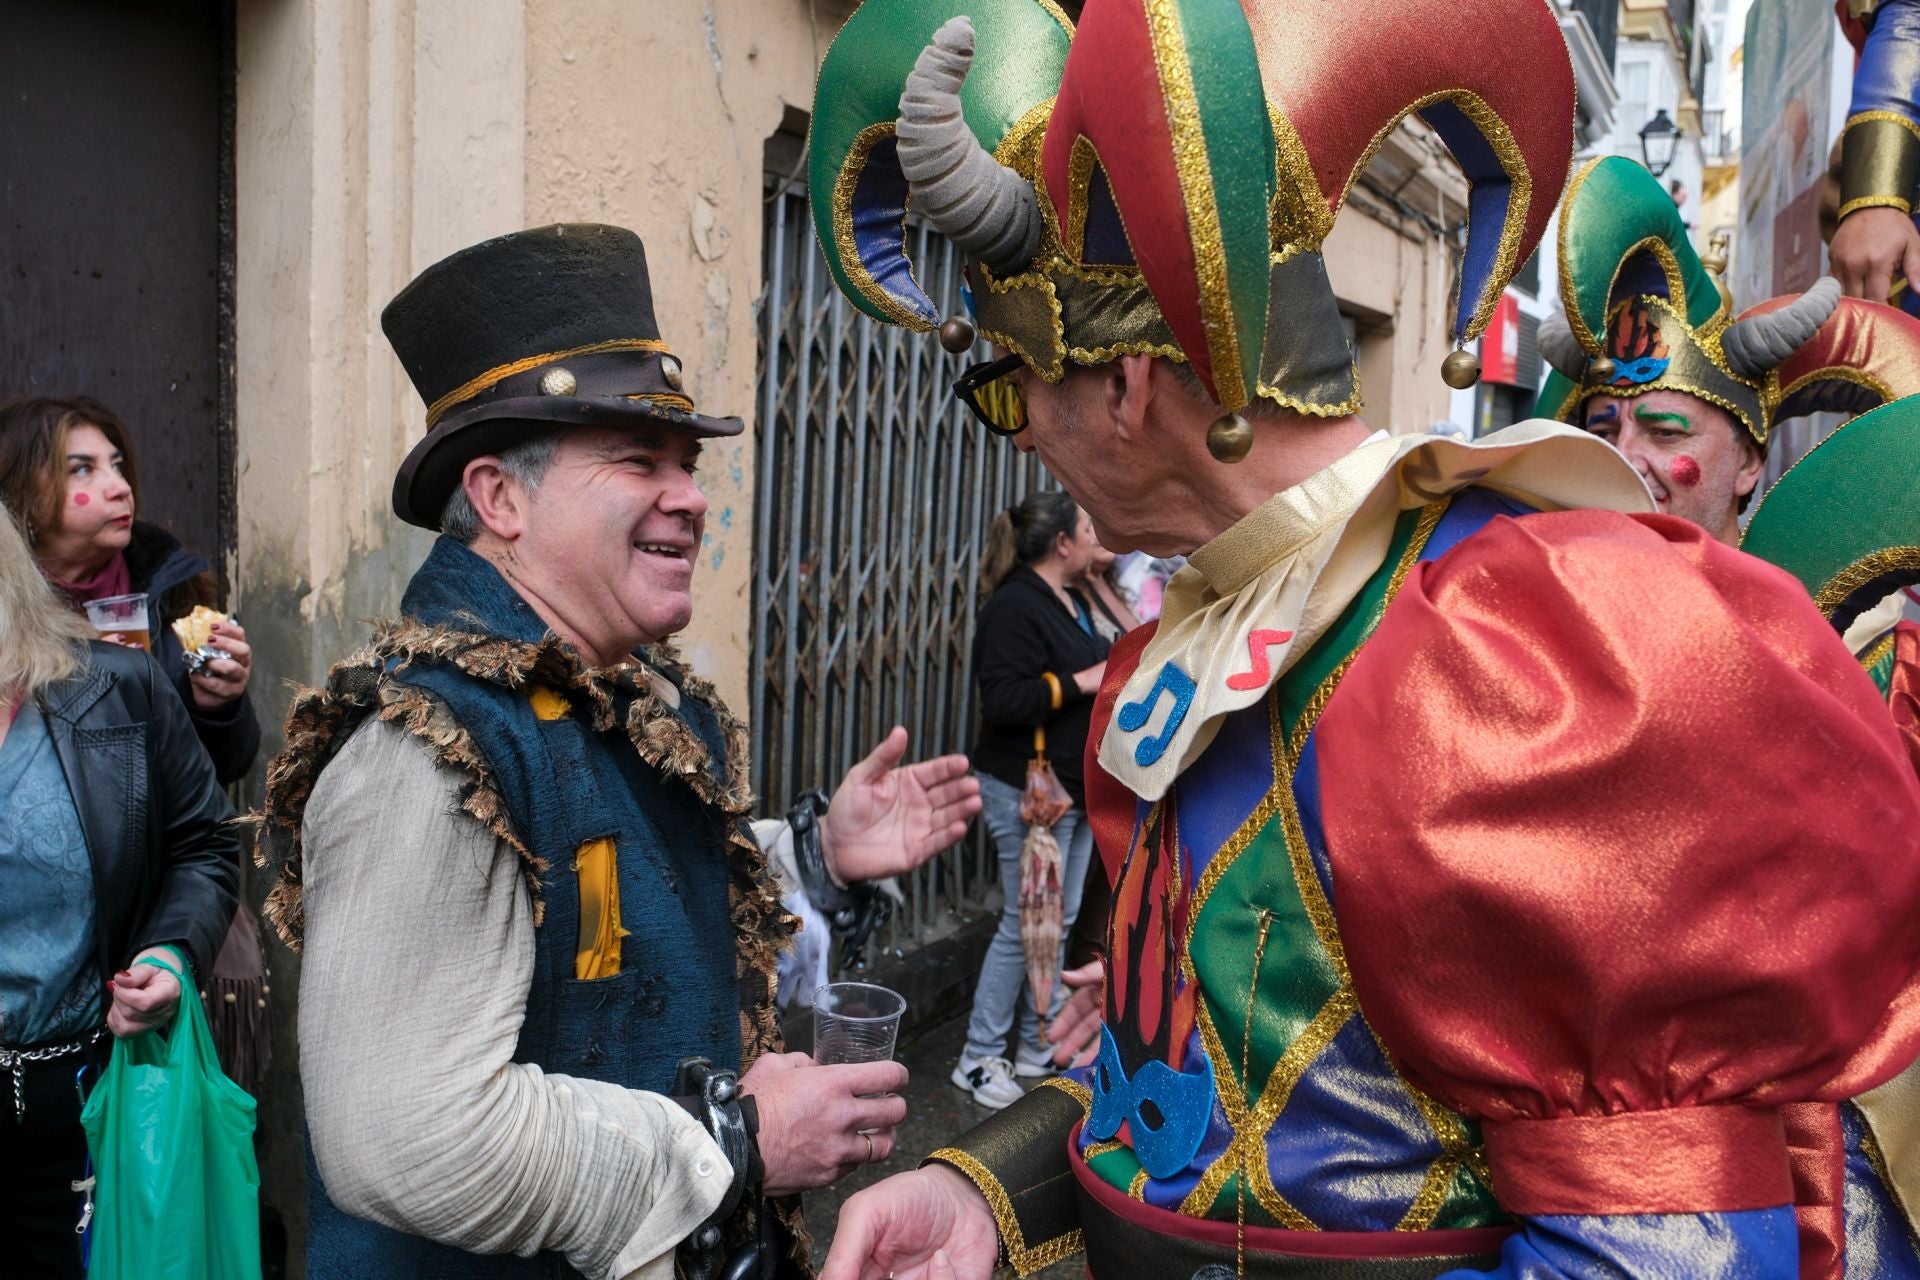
[1540,156,1920,555]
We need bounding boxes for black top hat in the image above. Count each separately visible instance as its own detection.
[382,223,742,529]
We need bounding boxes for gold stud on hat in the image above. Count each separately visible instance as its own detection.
[660,354,685,391]
[1441,349,1481,390]
[539,366,577,397]
[1588,355,1617,383]
[938,314,976,354]
[1205,412,1254,463]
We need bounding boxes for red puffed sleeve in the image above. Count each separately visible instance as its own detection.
[1314,510,1920,1221]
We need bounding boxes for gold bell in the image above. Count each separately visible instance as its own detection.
[1587,355,1617,382]
[938,315,977,354]
[660,354,685,391]
[1206,413,1254,463]
[538,366,577,397]
[1440,349,1481,390]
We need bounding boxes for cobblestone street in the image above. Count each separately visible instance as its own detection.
[805,1011,1081,1279]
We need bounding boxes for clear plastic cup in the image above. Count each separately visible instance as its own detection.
[84,592,150,651]
[811,982,906,1064]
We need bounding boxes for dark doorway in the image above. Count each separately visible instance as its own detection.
[0,0,236,577]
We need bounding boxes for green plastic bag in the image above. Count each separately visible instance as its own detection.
[80,947,262,1280]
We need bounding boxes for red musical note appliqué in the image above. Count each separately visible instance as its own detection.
[1224,629,1294,691]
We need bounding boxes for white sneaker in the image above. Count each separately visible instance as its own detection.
[1013,1042,1058,1078]
[951,1055,1024,1109]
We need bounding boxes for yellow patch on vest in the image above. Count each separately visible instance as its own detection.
[529,686,572,721]
[573,837,630,979]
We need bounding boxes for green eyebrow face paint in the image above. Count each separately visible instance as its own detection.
[1632,406,1693,431]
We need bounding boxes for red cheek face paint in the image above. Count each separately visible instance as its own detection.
[72,491,90,507]
[1669,455,1701,488]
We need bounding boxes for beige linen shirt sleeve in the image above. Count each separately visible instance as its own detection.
[299,717,728,1280]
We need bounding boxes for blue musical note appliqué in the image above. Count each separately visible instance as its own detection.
[1116,662,1196,767]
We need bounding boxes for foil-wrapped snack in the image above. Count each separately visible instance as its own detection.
[183,645,235,675]
[172,605,231,674]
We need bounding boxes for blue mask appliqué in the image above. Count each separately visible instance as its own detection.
[1612,355,1671,385]
[1086,1025,1216,1180]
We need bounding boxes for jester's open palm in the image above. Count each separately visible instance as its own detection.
[822,726,983,883]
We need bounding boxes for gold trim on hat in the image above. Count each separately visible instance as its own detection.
[831,121,936,331]
[623,392,697,412]
[425,338,672,426]
[1142,0,1248,410]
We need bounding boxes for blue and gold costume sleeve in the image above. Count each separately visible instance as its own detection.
[1843,0,1920,220]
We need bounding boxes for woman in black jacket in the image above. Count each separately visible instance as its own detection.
[0,396,260,784]
[952,491,1110,1110]
[0,505,239,1279]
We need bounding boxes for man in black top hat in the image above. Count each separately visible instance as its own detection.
[252,224,980,1280]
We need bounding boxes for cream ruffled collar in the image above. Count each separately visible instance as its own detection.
[1098,421,1651,801]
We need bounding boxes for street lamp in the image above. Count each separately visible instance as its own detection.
[1639,108,1681,177]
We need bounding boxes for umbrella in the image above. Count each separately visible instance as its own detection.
[1019,745,1073,1017]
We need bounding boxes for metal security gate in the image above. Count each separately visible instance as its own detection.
[753,181,1052,959]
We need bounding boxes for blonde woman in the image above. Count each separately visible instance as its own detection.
[0,504,238,1279]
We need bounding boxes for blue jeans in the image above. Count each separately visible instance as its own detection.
[964,772,1095,1062]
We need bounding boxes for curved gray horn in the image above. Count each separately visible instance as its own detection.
[896,16,1043,275]
[1721,275,1842,378]
[1538,309,1589,380]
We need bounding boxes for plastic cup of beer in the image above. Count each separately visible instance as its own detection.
[811,982,906,1065]
[84,593,150,651]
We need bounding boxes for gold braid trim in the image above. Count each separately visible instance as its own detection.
[1333,90,1531,341]
[1141,0,1248,408]
[1840,194,1916,220]
[624,392,696,412]
[831,121,936,332]
[1862,630,1899,672]
[424,338,671,426]
[1816,548,1920,617]
[1038,1074,1093,1110]
[927,1147,1086,1276]
[1845,109,1920,145]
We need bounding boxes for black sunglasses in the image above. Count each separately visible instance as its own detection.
[952,353,1028,438]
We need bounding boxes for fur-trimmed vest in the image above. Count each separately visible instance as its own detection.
[253,537,799,1278]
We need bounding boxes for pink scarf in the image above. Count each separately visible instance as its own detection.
[47,552,132,607]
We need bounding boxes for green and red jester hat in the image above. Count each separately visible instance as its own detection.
[807,0,1578,427]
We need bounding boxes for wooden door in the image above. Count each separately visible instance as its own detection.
[0,0,234,572]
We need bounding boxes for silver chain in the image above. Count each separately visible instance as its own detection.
[2,1031,101,1121]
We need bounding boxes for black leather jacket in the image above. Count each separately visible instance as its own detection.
[31,642,239,992]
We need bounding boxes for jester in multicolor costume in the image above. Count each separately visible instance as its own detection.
[807,1,1920,1277]
[1538,152,1920,1277]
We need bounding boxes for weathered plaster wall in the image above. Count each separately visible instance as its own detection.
[522,0,830,712]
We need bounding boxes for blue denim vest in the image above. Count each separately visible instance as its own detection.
[306,538,745,1279]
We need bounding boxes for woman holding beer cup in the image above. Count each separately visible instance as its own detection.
[0,396,258,784]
